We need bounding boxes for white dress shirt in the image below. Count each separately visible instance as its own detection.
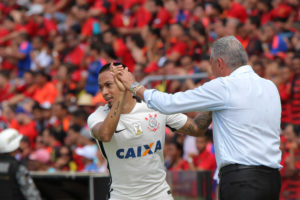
[144,65,282,170]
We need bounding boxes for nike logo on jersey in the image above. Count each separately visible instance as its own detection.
[116,140,162,159]
[115,129,126,133]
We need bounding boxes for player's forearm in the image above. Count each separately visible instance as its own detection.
[94,94,126,142]
[193,111,212,136]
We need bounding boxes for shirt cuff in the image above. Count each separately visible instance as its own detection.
[144,89,157,109]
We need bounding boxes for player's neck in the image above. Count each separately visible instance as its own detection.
[121,95,136,114]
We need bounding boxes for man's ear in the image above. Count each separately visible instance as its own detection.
[217,58,224,72]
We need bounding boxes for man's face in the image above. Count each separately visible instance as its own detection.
[263,26,275,42]
[24,72,33,85]
[284,124,296,142]
[32,37,43,50]
[98,70,121,108]
[65,129,79,146]
[103,32,113,44]
[219,0,231,9]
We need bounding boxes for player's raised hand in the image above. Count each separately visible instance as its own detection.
[110,63,126,92]
[114,67,136,90]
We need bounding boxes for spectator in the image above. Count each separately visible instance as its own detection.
[165,23,187,62]
[26,4,57,40]
[51,102,70,141]
[70,109,89,137]
[0,129,41,200]
[290,54,300,125]
[260,22,288,59]
[30,36,53,71]
[7,70,37,105]
[85,43,105,96]
[0,70,13,102]
[166,140,189,171]
[278,65,293,127]
[10,106,38,146]
[243,16,263,56]
[28,148,51,171]
[32,70,58,104]
[219,0,248,23]
[188,135,216,171]
[52,145,77,172]
[75,145,98,172]
[281,124,300,200]
[65,124,85,171]
[1,32,33,78]
[63,31,86,68]
[42,127,62,159]
[18,136,31,167]
[102,28,135,72]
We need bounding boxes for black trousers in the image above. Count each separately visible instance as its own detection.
[219,164,281,200]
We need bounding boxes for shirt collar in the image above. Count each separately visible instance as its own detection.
[229,65,254,77]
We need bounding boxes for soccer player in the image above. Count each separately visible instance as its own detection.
[87,63,211,200]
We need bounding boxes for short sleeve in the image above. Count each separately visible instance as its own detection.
[87,106,109,137]
[166,113,188,130]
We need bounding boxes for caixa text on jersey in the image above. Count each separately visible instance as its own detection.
[116,140,162,159]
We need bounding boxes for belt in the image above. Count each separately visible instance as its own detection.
[219,164,278,177]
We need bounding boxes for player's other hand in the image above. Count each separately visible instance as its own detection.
[112,65,136,90]
[110,63,126,92]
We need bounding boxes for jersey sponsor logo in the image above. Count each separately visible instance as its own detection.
[116,140,162,159]
[145,114,160,132]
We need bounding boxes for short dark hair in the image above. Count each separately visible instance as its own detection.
[36,70,51,81]
[69,124,82,133]
[90,43,101,53]
[98,62,126,75]
[249,16,260,28]
[72,109,88,120]
[55,102,68,111]
[102,45,118,59]
[170,140,184,157]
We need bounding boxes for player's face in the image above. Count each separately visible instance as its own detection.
[98,70,120,108]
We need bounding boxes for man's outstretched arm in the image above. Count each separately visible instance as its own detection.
[112,66,226,115]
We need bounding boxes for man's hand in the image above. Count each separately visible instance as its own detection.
[112,65,136,90]
[110,64,126,92]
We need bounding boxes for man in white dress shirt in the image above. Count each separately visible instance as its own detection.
[114,36,282,200]
[87,63,212,200]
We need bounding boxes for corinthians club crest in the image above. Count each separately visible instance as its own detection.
[145,113,160,132]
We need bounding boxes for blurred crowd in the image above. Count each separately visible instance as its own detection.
[0,0,299,199]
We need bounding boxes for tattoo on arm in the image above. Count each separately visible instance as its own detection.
[178,120,196,136]
[110,101,120,118]
[186,123,195,135]
[194,111,212,130]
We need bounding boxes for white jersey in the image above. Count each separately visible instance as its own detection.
[87,101,187,200]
